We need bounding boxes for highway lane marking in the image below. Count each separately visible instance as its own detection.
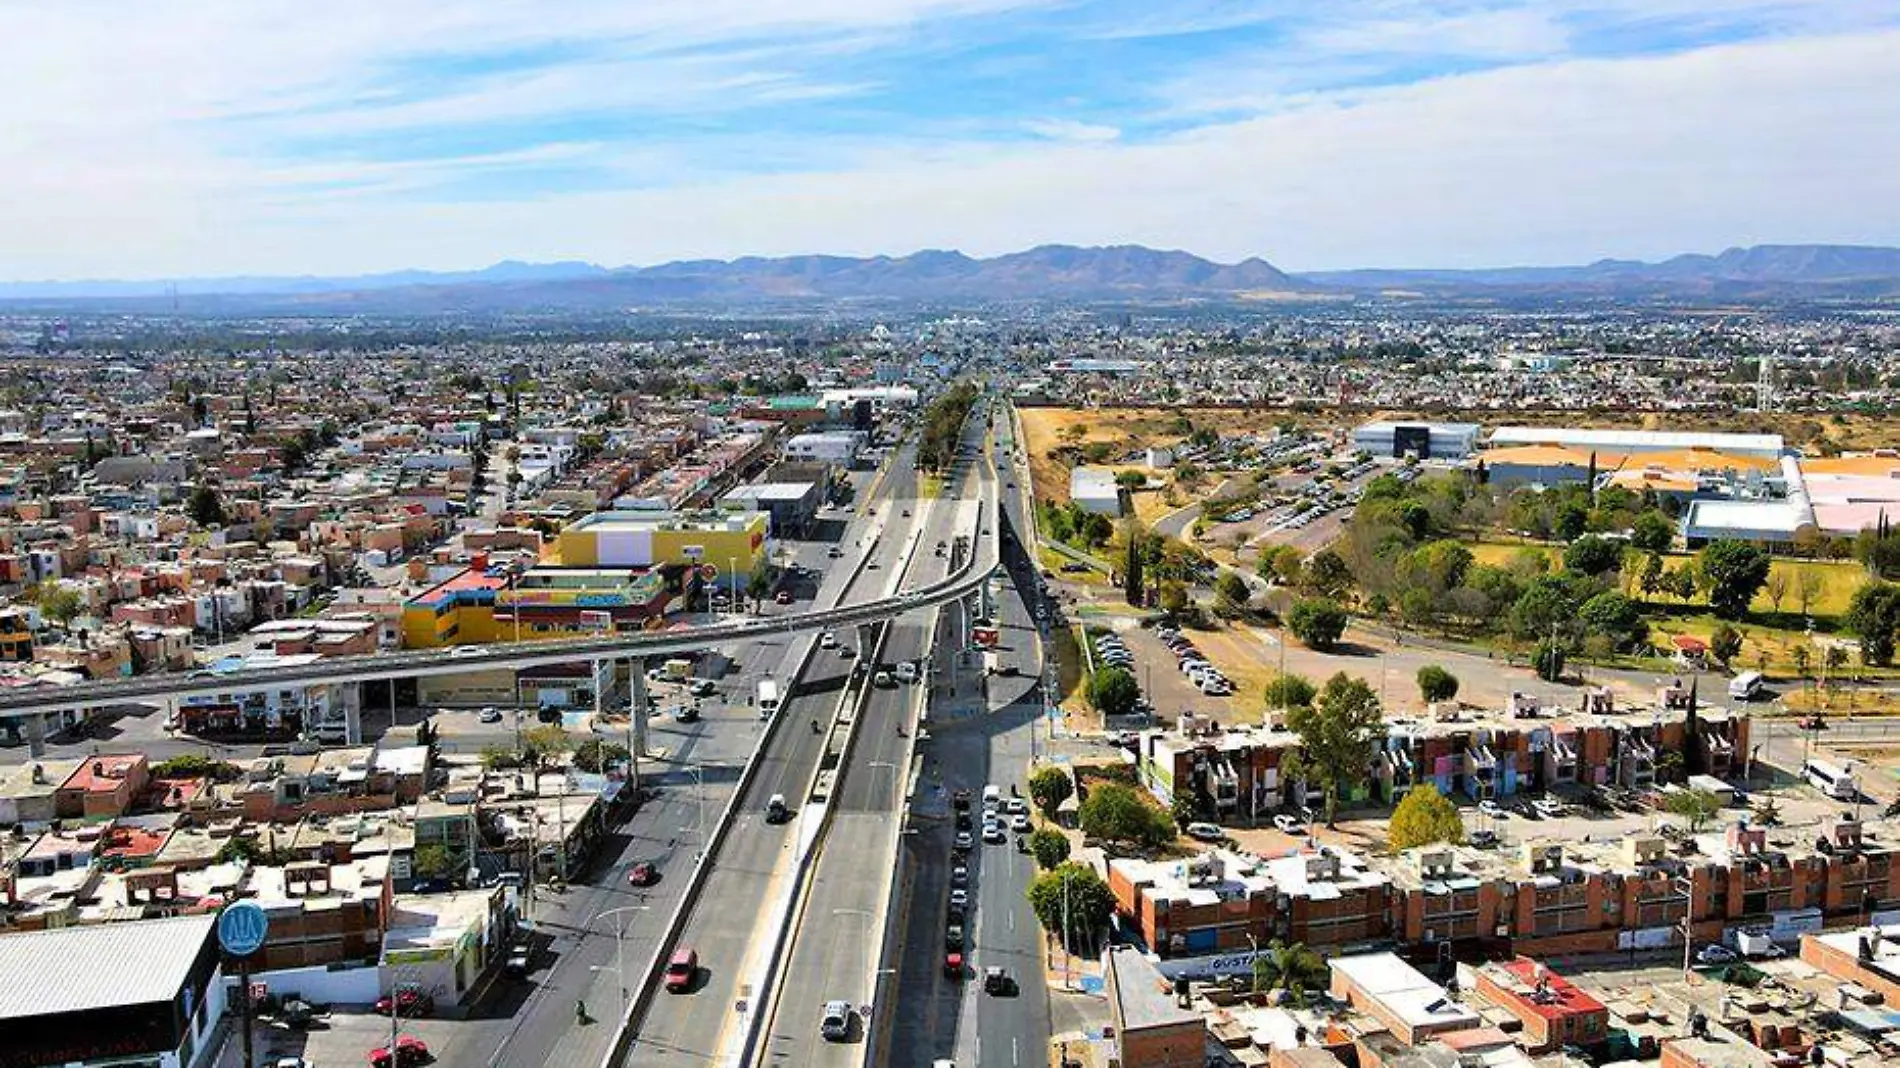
[1013,1036,1020,1066]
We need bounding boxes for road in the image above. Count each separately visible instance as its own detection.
[445,449,922,1068]
[616,443,932,1067]
[760,409,990,1068]
[885,402,1054,1068]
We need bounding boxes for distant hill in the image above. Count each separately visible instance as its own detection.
[5,242,1899,311]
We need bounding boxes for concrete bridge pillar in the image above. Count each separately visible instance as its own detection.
[628,656,649,760]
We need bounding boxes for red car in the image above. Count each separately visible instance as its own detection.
[1799,716,1829,731]
[629,862,658,887]
[373,990,434,1017]
[774,590,793,605]
[369,1036,430,1068]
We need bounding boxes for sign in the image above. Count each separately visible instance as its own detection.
[682,544,705,560]
[218,900,270,957]
[700,564,719,581]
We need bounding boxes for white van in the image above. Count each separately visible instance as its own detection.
[1728,671,1764,701]
[894,661,919,684]
[982,784,1002,810]
[757,678,782,716]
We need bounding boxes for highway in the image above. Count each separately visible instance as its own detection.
[615,441,942,1067]
[454,451,925,1068]
[758,409,992,1068]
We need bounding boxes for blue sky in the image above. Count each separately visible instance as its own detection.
[3,0,1898,278]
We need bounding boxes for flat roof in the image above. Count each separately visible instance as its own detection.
[1333,951,1481,1031]
[0,913,214,1020]
[1107,946,1200,1032]
[1356,421,1481,434]
[1488,426,1784,455]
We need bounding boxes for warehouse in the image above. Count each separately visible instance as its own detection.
[1486,427,1784,460]
[1353,420,1482,460]
[783,430,867,467]
[719,480,823,536]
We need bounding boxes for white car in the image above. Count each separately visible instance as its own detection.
[949,887,970,908]
[1479,800,1506,818]
[1186,822,1223,842]
[1010,813,1030,833]
[819,631,838,649]
[1272,814,1305,835]
[1696,945,1738,965]
[1005,797,1027,815]
[1532,798,1565,818]
[982,822,1006,844]
[479,707,503,724]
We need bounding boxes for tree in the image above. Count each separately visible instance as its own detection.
[1792,643,1812,679]
[190,395,208,427]
[1029,827,1071,870]
[280,437,308,474]
[1416,665,1460,704]
[38,584,82,626]
[1554,502,1588,542]
[1630,510,1674,554]
[1029,764,1074,815]
[1751,796,1783,827]
[1664,788,1723,833]
[1264,673,1318,711]
[1078,784,1173,849]
[412,844,454,878]
[573,739,630,773]
[1577,591,1649,651]
[1563,535,1624,578]
[1699,539,1771,619]
[1847,581,1900,666]
[1087,666,1141,718]
[1027,863,1115,951]
[1265,545,1306,586]
[1301,549,1353,598]
[1251,940,1330,1007]
[1764,568,1789,613]
[1639,552,1666,599]
[1285,673,1385,826]
[1532,640,1566,682]
[216,837,264,865]
[1287,599,1348,651]
[1214,571,1250,616]
[747,560,772,611]
[1389,787,1467,850]
[1795,568,1825,619]
[1124,521,1145,607]
[1158,580,1190,616]
[188,484,226,527]
[1170,791,1199,829]
[520,725,573,779]
[1667,562,1699,601]
[1708,623,1744,667]
[151,755,240,782]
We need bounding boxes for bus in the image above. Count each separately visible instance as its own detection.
[1803,759,1859,800]
[757,678,782,718]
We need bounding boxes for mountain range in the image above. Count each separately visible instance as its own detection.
[5,242,1900,311]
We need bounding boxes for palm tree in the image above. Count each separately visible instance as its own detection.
[1253,940,1329,1006]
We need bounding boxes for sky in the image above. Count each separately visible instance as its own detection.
[4,0,1899,279]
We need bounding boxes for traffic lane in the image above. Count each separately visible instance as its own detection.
[969,705,1049,1068]
[839,617,926,812]
[761,811,893,1068]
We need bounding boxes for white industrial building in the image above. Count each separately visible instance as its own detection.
[1486,427,1785,460]
[1048,358,1142,375]
[784,430,867,467]
[1352,421,1482,460]
[1681,455,1817,547]
[818,387,918,408]
[1070,467,1124,516]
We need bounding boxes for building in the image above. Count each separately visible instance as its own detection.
[55,754,150,819]
[381,886,512,1007]
[1471,958,1610,1054]
[719,480,823,536]
[1329,952,1480,1048]
[783,430,867,467]
[1070,467,1124,516]
[0,607,31,662]
[1799,925,1900,1007]
[0,914,228,1068]
[1107,847,1391,964]
[552,510,770,590]
[1353,422,1482,460]
[1104,945,1206,1068]
[1486,427,1785,461]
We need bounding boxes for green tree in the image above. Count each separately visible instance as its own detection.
[1630,510,1675,553]
[1251,940,1330,1007]
[1214,571,1250,616]
[38,584,83,625]
[1847,581,1900,666]
[150,755,240,781]
[1078,784,1173,849]
[216,837,265,865]
[1563,534,1624,577]
[1795,568,1825,618]
[412,844,454,878]
[1158,580,1190,616]
[1264,673,1318,711]
[747,560,772,610]
[1029,764,1075,815]
[1664,788,1723,833]
[1554,502,1588,542]
[1286,599,1348,651]
[520,725,573,785]
[1301,549,1353,598]
[573,739,630,773]
[1415,665,1460,704]
[1265,545,1306,586]
[1285,673,1385,826]
[1507,577,1576,642]
[1533,640,1566,682]
[1764,569,1789,613]
[1388,787,1467,850]
[480,744,524,770]
[1577,591,1649,651]
[1792,643,1812,679]
[1639,552,1666,598]
[1667,562,1699,601]
[1087,666,1141,718]
[1699,539,1771,619]
[1029,827,1071,870]
[1027,863,1115,951]
[187,484,226,527]
[1709,622,1744,667]
[1170,791,1199,829]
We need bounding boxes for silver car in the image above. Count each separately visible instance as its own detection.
[821,999,853,1041]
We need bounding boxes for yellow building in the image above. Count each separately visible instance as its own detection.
[401,564,696,650]
[552,510,770,590]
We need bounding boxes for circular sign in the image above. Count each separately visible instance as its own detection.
[218,900,270,958]
[700,564,718,580]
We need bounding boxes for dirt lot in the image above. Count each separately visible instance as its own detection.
[1018,406,1329,510]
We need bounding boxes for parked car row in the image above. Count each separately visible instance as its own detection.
[1153,627,1233,697]
[942,786,1021,997]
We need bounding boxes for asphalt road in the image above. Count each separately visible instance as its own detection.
[616,443,929,1068]
[887,403,1053,1068]
[761,411,989,1068]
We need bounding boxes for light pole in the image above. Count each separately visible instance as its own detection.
[593,904,651,1009]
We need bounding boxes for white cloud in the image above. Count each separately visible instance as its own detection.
[1023,119,1122,142]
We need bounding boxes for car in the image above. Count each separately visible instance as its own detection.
[1010,813,1030,833]
[1478,800,1506,818]
[1696,945,1739,965]
[774,590,793,605]
[1005,797,1027,815]
[982,823,1006,844]
[503,943,533,978]
[819,631,838,649]
[954,831,974,851]
[984,966,1013,995]
[664,947,699,992]
[952,789,973,811]
[821,999,854,1041]
[945,925,966,951]
[950,864,970,887]
[478,707,503,724]
[688,679,717,697]
[374,989,434,1017]
[369,1036,431,1068]
[1467,829,1500,848]
[1186,822,1223,842]
[673,705,700,723]
[873,669,894,687]
[949,887,970,909]
[1272,814,1306,835]
[629,862,658,886]
[274,1058,311,1068]
[1532,798,1565,818]
[828,546,843,558]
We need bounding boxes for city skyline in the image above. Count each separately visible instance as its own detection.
[6,0,1899,280]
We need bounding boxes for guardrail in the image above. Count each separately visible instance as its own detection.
[0,515,999,719]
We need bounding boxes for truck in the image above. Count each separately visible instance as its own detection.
[663,657,694,682]
[1733,929,1785,959]
[983,649,1016,676]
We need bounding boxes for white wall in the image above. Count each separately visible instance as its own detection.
[239,961,383,1006]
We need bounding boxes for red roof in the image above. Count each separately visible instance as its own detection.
[1492,958,1607,1020]
[62,754,144,794]
[1672,634,1708,653]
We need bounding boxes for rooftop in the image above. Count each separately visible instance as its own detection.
[1333,951,1482,1032]
[1106,945,1200,1032]
[0,913,215,1020]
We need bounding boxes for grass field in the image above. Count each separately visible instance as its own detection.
[1466,541,1866,618]
[1017,405,1318,510]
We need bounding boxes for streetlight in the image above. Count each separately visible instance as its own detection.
[593,904,651,1010]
